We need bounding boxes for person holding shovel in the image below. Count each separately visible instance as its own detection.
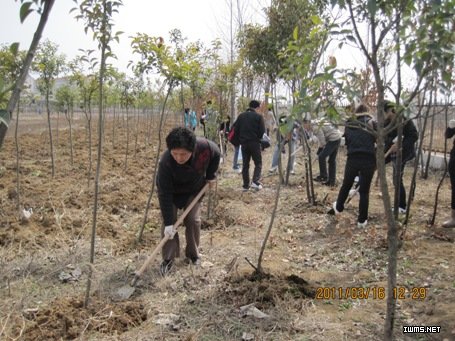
[157,127,220,275]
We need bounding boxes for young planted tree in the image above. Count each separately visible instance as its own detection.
[332,0,455,338]
[55,84,77,165]
[69,50,99,186]
[32,39,66,177]
[73,0,123,308]
[237,0,330,274]
[118,76,136,172]
[130,32,200,242]
[1,0,56,149]
[0,44,27,214]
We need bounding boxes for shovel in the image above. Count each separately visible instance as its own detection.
[117,183,210,299]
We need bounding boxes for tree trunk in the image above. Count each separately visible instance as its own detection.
[423,106,435,179]
[1,0,55,148]
[85,1,108,308]
[46,91,55,177]
[137,81,174,243]
[403,90,432,226]
[429,101,450,226]
[124,106,129,172]
[14,95,21,214]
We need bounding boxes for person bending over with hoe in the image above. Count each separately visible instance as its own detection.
[157,127,220,275]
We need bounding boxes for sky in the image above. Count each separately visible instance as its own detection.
[0,0,267,74]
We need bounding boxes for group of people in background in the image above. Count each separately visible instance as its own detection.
[326,101,418,228]
[158,99,453,276]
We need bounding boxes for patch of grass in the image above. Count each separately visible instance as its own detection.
[31,170,42,177]
[339,300,353,311]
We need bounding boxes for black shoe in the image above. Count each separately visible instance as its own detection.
[160,259,173,276]
[184,257,201,266]
[314,176,327,182]
[322,181,336,187]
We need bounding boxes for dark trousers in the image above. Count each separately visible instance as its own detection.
[392,159,407,209]
[161,196,201,261]
[241,140,262,188]
[318,139,341,184]
[450,149,455,209]
[336,155,376,223]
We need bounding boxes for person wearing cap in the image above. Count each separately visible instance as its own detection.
[442,119,455,228]
[156,127,220,275]
[328,104,377,228]
[384,101,418,215]
[234,100,266,191]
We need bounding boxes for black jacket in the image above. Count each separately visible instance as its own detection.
[344,114,377,158]
[385,118,418,162]
[446,127,455,152]
[234,108,265,145]
[156,138,220,226]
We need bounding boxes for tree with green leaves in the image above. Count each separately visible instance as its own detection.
[73,0,123,308]
[32,39,66,177]
[330,0,455,338]
[55,84,77,165]
[0,0,56,149]
[69,50,99,185]
[130,31,205,242]
[0,44,27,214]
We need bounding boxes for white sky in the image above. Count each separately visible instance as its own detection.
[0,0,267,73]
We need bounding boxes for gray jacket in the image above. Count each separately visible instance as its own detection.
[313,123,342,147]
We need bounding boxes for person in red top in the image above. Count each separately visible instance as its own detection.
[156,127,220,275]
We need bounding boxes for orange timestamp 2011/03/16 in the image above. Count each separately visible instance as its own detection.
[315,286,427,300]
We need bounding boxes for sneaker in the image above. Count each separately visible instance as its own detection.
[327,202,340,215]
[357,220,368,228]
[290,170,296,175]
[159,259,173,276]
[242,186,249,192]
[269,166,278,173]
[250,182,263,190]
[314,175,327,182]
[322,181,336,187]
[392,207,407,214]
[233,167,242,174]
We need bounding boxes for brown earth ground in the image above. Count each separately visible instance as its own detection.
[0,112,454,340]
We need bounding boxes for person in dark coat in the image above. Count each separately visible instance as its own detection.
[384,101,418,214]
[234,100,266,191]
[156,127,220,275]
[443,119,455,228]
[328,104,377,228]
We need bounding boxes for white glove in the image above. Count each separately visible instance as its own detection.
[449,119,455,129]
[310,136,319,145]
[164,225,176,239]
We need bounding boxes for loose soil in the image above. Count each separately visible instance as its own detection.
[0,112,454,340]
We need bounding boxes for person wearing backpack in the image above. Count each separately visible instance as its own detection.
[234,100,266,191]
[328,104,377,228]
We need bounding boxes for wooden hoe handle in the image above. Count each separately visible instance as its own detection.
[132,183,210,285]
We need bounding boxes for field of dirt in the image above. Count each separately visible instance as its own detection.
[0,112,454,340]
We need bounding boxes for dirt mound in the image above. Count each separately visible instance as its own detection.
[19,296,147,340]
[217,272,316,309]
